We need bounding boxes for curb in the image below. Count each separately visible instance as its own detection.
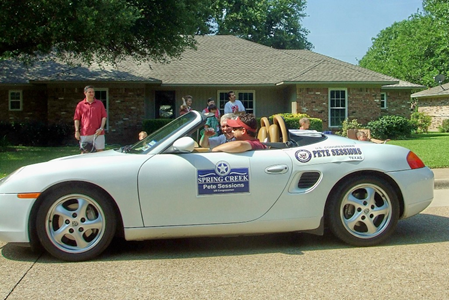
[434,179,449,190]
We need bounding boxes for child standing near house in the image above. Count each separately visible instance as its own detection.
[299,117,310,130]
[204,104,220,137]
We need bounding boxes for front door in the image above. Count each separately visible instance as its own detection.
[155,91,175,119]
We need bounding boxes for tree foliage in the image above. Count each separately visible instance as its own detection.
[359,0,449,87]
[0,0,211,65]
[205,0,312,50]
[0,0,312,65]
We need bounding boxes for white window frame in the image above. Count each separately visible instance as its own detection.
[380,92,387,109]
[9,90,23,111]
[328,88,348,127]
[217,90,255,115]
[94,88,109,130]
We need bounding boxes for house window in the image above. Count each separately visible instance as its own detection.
[380,92,387,109]
[95,88,109,129]
[9,90,22,111]
[218,90,255,115]
[329,89,347,127]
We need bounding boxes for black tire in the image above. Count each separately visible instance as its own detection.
[326,175,399,246]
[36,186,117,261]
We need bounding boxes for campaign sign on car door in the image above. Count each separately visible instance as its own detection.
[197,161,249,195]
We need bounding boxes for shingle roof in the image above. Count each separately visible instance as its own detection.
[0,35,423,88]
[0,58,161,84]
[411,82,449,98]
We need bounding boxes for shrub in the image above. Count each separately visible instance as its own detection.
[438,119,449,133]
[367,115,413,139]
[410,111,432,133]
[142,119,172,134]
[268,113,323,131]
[0,135,10,152]
[0,121,72,146]
[338,119,363,137]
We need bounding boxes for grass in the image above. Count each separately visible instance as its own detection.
[0,146,81,178]
[388,132,449,168]
[0,133,448,178]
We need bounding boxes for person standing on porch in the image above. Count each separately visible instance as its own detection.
[74,85,107,152]
[180,95,194,115]
[224,91,245,114]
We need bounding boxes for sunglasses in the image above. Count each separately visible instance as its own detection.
[232,127,243,131]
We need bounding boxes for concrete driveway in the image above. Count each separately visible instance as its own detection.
[1,192,448,300]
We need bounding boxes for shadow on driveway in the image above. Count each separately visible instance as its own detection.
[2,211,448,263]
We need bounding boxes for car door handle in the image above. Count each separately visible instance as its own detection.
[265,165,289,174]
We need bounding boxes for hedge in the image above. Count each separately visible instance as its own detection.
[0,121,72,147]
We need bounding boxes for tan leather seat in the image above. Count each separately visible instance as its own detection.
[258,127,268,142]
[268,124,280,142]
[261,117,270,130]
[257,117,271,142]
[271,114,288,143]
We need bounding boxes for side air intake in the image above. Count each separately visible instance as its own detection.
[297,172,321,189]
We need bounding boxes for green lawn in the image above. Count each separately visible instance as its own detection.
[388,133,449,168]
[1,133,448,178]
[0,146,81,178]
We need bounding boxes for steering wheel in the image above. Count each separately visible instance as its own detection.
[273,114,288,143]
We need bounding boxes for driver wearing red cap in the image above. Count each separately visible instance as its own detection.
[212,113,267,153]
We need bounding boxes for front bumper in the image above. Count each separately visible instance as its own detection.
[0,194,35,243]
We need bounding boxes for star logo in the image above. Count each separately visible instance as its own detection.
[215,161,230,176]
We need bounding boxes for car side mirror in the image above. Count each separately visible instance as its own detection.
[172,137,195,153]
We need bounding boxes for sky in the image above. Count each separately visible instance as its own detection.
[302,0,424,65]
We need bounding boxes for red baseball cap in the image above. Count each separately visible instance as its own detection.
[227,117,257,133]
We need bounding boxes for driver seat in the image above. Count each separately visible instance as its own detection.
[257,117,270,142]
[268,114,288,143]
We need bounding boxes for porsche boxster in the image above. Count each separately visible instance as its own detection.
[0,111,434,261]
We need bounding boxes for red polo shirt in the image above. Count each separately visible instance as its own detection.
[74,99,107,136]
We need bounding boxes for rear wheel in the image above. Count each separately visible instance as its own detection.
[326,175,399,246]
[36,186,116,261]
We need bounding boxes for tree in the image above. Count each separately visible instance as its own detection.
[359,0,449,87]
[0,0,211,65]
[208,0,312,50]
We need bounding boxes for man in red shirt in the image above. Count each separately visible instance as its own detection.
[212,113,267,153]
[74,85,107,152]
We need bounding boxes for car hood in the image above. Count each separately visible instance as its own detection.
[0,150,152,194]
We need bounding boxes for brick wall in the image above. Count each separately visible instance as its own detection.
[0,87,47,123]
[296,87,412,129]
[347,88,381,125]
[380,90,412,119]
[417,96,449,130]
[46,85,147,145]
[107,87,146,144]
[296,87,329,127]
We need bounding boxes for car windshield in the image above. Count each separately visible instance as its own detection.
[122,112,198,154]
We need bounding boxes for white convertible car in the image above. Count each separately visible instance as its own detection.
[0,111,434,261]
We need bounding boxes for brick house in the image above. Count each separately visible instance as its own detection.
[411,82,449,130]
[0,35,424,144]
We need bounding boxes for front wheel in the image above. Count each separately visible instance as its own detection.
[36,186,117,261]
[326,175,399,246]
